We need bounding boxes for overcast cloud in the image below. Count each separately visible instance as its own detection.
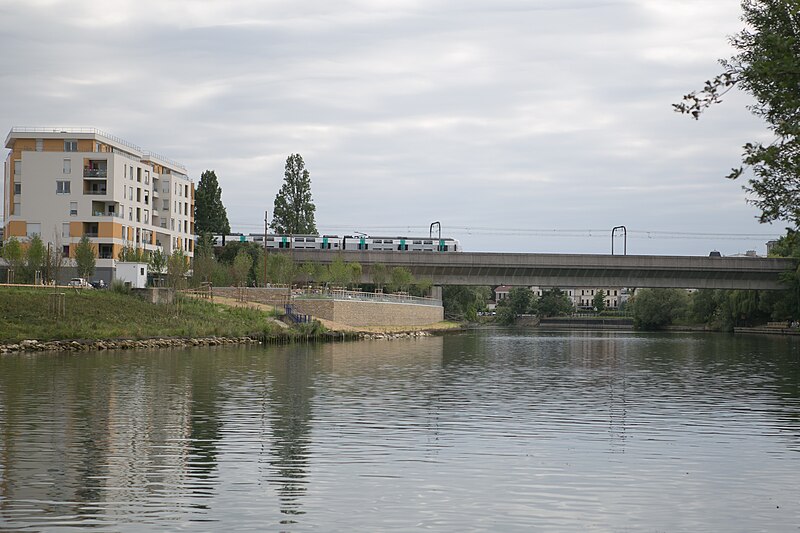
[0,0,782,255]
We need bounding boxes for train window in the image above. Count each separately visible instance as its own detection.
[424,240,432,245]
[413,240,422,245]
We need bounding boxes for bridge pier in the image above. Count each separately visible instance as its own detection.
[431,286,443,302]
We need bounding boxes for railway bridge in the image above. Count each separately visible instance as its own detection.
[284,250,797,291]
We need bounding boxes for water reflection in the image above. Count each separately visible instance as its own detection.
[0,331,798,531]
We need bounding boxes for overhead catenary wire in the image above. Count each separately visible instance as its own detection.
[224,222,781,241]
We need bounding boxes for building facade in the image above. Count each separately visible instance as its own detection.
[3,127,194,283]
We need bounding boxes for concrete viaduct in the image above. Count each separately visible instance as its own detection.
[284,250,797,291]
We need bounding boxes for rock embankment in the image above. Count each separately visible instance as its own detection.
[0,330,438,354]
[1,336,260,353]
[359,331,432,340]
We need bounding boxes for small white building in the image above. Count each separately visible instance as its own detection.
[116,261,148,288]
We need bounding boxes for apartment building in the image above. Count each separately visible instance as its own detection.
[3,127,194,283]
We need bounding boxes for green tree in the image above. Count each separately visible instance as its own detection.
[118,244,146,262]
[631,289,689,330]
[328,256,351,288]
[74,235,96,280]
[1,237,25,282]
[675,0,800,226]
[348,262,363,289]
[194,170,230,235]
[232,249,253,286]
[370,263,389,291]
[413,278,433,298]
[496,301,517,325]
[262,253,296,285]
[538,288,574,317]
[23,234,47,283]
[592,290,606,312]
[270,154,317,234]
[508,287,535,316]
[167,250,188,290]
[388,266,414,293]
[442,286,491,321]
[149,249,168,286]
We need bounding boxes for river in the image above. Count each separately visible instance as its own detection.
[0,330,798,531]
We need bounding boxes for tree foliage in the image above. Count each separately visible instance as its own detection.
[167,250,188,290]
[631,289,688,330]
[388,267,414,293]
[195,170,230,235]
[232,249,254,286]
[118,244,146,263]
[2,237,25,280]
[538,288,574,317]
[271,154,317,234]
[23,234,46,283]
[592,290,606,312]
[675,0,800,225]
[442,286,490,321]
[74,235,96,280]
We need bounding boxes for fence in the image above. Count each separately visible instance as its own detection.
[293,287,441,307]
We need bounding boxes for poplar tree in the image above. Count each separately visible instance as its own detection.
[270,154,317,235]
[195,170,230,235]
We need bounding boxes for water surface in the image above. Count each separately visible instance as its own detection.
[1,330,799,531]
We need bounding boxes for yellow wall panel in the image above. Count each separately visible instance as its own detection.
[70,221,83,237]
[6,220,26,237]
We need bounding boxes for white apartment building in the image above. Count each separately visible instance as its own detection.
[3,127,194,283]
[495,285,625,310]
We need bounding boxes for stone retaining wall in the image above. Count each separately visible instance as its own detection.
[292,298,443,327]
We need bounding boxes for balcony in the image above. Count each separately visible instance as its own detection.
[83,168,107,178]
[83,178,108,196]
[84,159,108,178]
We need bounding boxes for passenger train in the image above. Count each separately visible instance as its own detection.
[212,233,461,252]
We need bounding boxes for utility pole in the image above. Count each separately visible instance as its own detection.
[264,210,274,287]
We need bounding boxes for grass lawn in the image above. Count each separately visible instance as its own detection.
[0,286,280,343]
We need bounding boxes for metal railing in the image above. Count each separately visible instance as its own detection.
[83,169,107,178]
[293,287,441,307]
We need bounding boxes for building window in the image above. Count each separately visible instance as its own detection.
[62,223,70,238]
[130,167,134,180]
[62,245,70,257]
[13,182,20,195]
[63,159,71,174]
[27,223,41,237]
[64,139,78,152]
[56,180,71,194]
[13,202,20,215]
[13,160,21,175]
[144,209,149,224]
[163,181,169,194]
[162,199,169,211]
[129,207,133,221]
[70,202,78,216]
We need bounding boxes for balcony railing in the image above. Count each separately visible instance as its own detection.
[84,189,107,195]
[84,169,107,178]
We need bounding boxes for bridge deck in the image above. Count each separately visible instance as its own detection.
[283,250,797,290]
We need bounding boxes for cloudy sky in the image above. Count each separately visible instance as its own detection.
[0,0,783,255]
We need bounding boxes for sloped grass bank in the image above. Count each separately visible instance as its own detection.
[0,287,280,343]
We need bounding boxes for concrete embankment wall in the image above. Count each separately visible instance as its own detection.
[538,317,634,330]
[292,298,443,327]
[734,326,800,336]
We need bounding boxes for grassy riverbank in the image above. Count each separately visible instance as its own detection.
[0,286,282,343]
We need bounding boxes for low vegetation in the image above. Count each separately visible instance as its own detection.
[0,287,281,343]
